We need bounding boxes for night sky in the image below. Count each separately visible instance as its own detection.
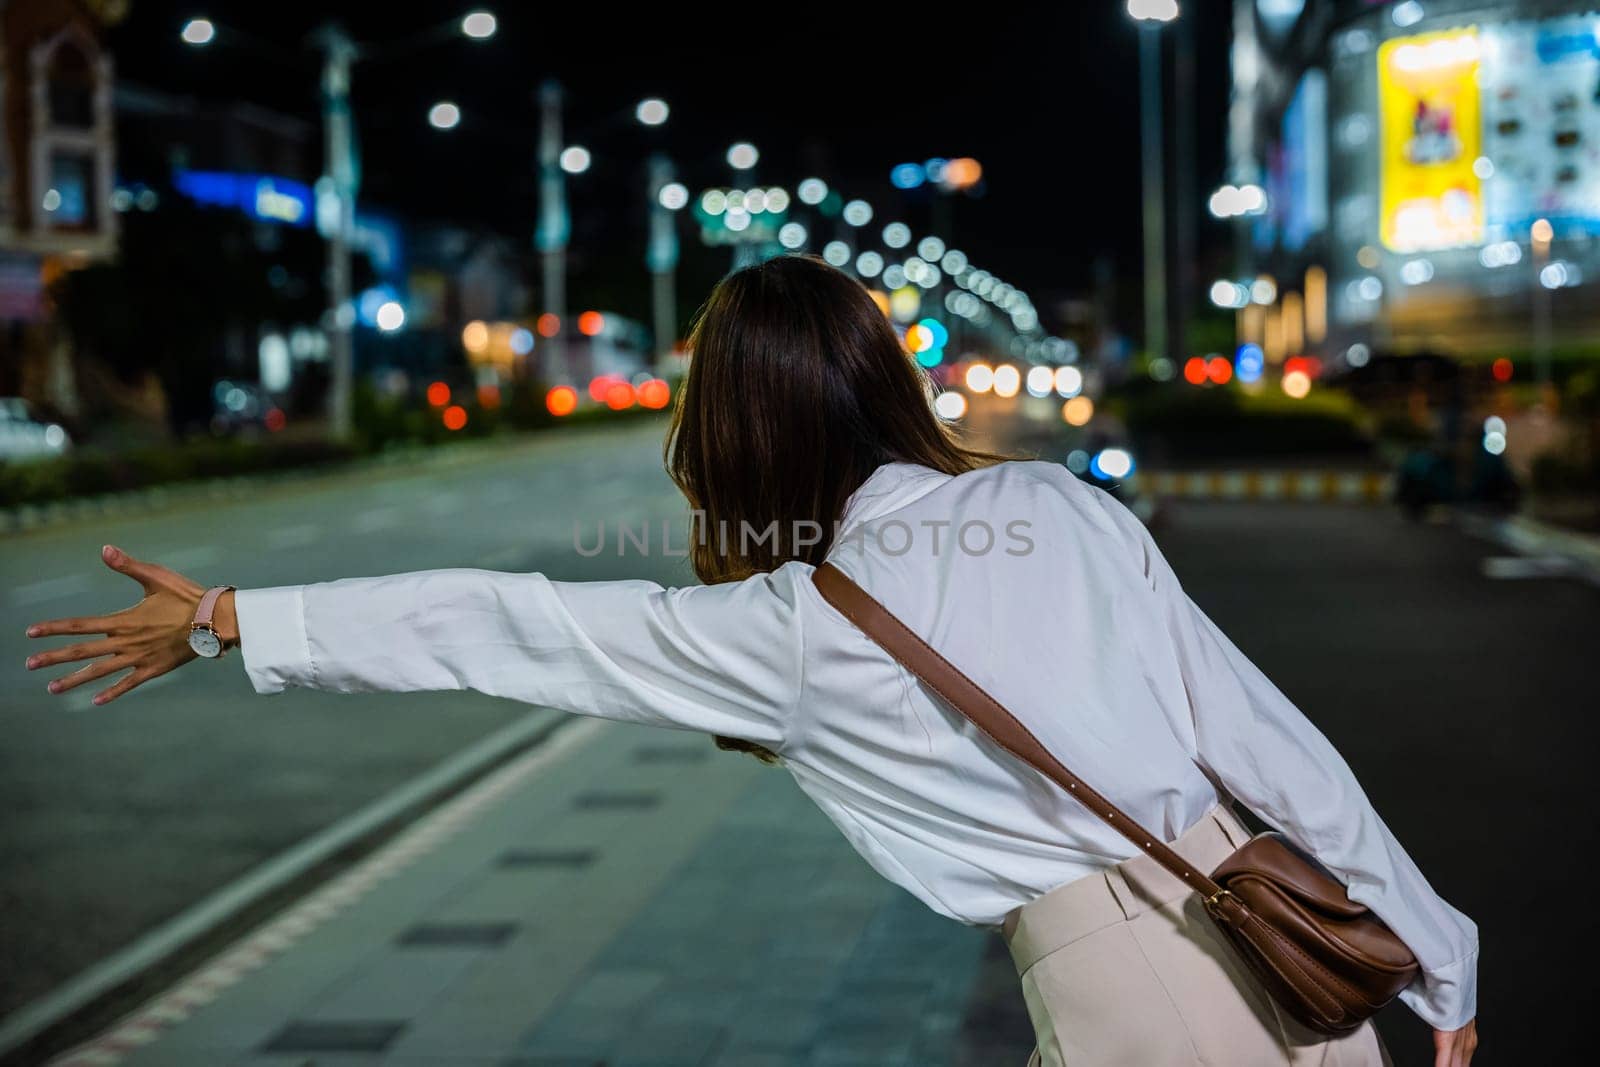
[107,0,1233,326]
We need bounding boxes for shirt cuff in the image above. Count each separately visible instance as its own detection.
[1397,947,1479,1031]
[234,585,313,695]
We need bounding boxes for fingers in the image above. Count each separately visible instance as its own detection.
[27,613,119,639]
[25,637,118,672]
[46,654,132,695]
[91,664,157,706]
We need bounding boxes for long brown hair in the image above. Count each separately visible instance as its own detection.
[665,254,1003,761]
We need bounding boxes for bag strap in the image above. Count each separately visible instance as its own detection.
[812,562,1226,901]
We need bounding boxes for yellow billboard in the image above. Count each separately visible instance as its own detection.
[1379,28,1484,252]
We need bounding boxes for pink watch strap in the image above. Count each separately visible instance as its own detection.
[193,585,236,628]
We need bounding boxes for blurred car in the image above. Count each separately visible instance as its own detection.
[0,397,72,462]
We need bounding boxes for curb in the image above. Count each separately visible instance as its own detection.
[1459,512,1600,589]
[0,711,582,1066]
[0,418,664,538]
[1140,470,1393,504]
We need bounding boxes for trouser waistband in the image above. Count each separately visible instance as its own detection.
[1002,802,1250,975]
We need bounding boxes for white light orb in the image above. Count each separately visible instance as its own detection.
[461,11,497,38]
[181,18,216,45]
[778,222,808,250]
[727,142,759,169]
[798,178,828,205]
[636,98,669,126]
[659,182,689,210]
[934,391,968,420]
[428,102,461,130]
[843,199,873,226]
[559,146,592,174]
[375,301,405,332]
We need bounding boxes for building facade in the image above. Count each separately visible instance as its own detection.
[1227,0,1600,379]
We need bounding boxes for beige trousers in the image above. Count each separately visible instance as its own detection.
[1003,804,1393,1067]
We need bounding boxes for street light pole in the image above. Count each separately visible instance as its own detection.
[646,154,680,368]
[317,28,359,441]
[1137,22,1167,367]
[1129,0,1178,366]
[536,80,570,385]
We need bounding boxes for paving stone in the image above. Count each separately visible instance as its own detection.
[398,921,520,947]
[497,849,599,868]
[259,1019,407,1053]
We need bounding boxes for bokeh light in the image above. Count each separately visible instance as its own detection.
[1282,370,1312,398]
[934,391,968,421]
[843,200,873,226]
[965,363,995,394]
[578,311,605,336]
[1062,396,1094,426]
[442,405,468,431]
[426,381,450,407]
[992,364,1021,398]
[659,182,689,210]
[461,11,497,38]
[428,102,460,130]
[560,146,592,174]
[605,381,636,410]
[637,379,672,410]
[546,386,578,416]
[635,98,670,126]
[462,321,489,354]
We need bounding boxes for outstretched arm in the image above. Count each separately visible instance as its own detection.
[26,545,804,752]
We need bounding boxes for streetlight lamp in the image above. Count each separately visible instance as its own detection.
[1128,0,1178,369]
[181,12,495,441]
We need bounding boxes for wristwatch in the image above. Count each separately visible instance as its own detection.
[189,585,236,659]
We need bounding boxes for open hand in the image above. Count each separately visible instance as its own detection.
[24,545,209,706]
[1434,1019,1478,1066]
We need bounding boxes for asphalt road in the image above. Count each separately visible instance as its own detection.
[3,415,1595,1063]
[0,418,693,1020]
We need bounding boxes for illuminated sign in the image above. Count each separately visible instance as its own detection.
[1378,28,1485,252]
[174,171,313,228]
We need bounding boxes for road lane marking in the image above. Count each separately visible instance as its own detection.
[264,524,320,550]
[10,573,90,606]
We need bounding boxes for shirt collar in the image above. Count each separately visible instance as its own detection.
[838,462,952,531]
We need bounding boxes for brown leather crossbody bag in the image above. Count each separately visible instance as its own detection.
[812,562,1419,1035]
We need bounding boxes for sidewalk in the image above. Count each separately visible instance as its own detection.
[49,717,1033,1067]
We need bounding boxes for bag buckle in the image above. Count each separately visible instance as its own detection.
[1204,888,1240,918]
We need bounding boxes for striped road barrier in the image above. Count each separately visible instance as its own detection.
[1139,470,1393,504]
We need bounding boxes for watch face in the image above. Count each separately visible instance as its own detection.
[188,628,223,658]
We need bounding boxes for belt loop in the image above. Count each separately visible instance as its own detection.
[1102,866,1136,921]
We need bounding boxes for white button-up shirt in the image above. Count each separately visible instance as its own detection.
[235,459,1478,1030]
